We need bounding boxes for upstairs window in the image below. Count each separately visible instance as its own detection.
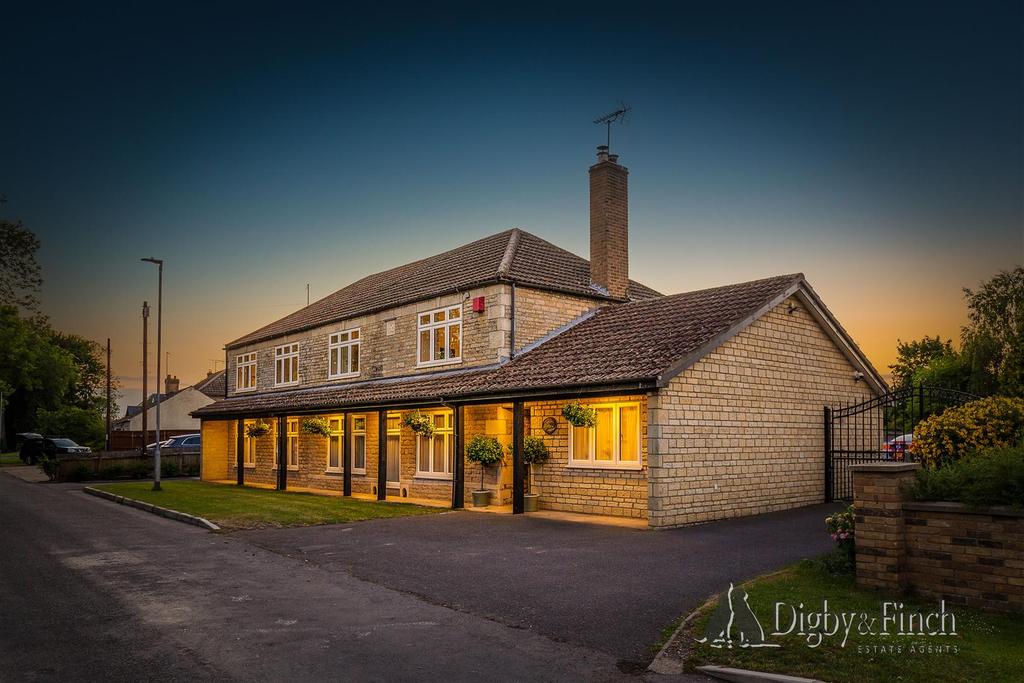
[274,343,299,386]
[328,329,360,378]
[417,306,461,366]
[236,352,257,392]
[568,402,641,470]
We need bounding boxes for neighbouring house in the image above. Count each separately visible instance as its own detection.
[193,147,884,527]
[113,371,225,449]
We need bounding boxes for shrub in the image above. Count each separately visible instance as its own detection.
[184,463,200,476]
[906,445,1024,508]
[913,396,1024,468]
[562,402,597,428]
[99,464,125,479]
[822,505,855,574]
[523,436,550,466]
[130,461,152,479]
[39,456,60,481]
[300,416,331,437]
[69,464,92,482]
[161,460,181,478]
[466,435,504,491]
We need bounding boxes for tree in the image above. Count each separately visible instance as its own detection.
[35,406,105,450]
[890,336,955,389]
[50,331,120,416]
[0,219,42,311]
[961,267,1024,397]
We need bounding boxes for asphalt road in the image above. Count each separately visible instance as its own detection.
[0,474,628,681]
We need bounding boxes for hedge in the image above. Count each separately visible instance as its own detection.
[912,396,1024,468]
[906,445,1024,508]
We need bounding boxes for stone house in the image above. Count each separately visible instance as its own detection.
[194,147,884,528]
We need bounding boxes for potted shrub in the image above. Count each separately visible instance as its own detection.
[522,435,550,512]
[402,411,435,437]
[562,401,597,428]
[466,435,504,507]
[245,420,271,438]
[300,416,331,437]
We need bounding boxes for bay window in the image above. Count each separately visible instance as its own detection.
[568,402,641,469]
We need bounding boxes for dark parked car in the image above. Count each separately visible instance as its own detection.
[146,433,200,454]
[20,437,91,464]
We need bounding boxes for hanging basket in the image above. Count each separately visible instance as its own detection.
[402,411,435,437]
[300,416,331,437]
[562,402,597,428]
[245,421,271,438]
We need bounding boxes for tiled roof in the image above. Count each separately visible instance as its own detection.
[225,229,661,349]
[194,274,804,418]
[194,370,226,399]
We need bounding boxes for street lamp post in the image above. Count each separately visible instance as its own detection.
[142,257,164,491]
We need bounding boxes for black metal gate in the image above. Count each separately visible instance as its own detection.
[824,385,977,501]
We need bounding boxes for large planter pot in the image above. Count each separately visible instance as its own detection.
[523,493,540,512]
[472,490,491,507]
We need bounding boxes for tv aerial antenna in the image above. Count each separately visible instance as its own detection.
[593,103,631,150]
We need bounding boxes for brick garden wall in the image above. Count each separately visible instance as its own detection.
[647,296,874,528]
[853,463,1024,613]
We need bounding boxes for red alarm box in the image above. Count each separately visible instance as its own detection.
[472,296,486,313]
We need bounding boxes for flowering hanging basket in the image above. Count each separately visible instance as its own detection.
[562,402,597,428]
[402,412,435,437]
[300,416,331,438]
[245,421,271,438]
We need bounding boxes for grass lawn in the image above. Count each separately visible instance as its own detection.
[685,559,1024,683]
[0,452,22,466]
[94,480,443,529]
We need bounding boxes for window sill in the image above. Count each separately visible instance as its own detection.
[327,372,360,381]
[415,358,462,369]
[243,464,256,469]
[273,382,300,388]
[351,469,367,476]
[324,470,343,475]
[566,462,643,471]
[415,473,453,481]
[234,387,258,393]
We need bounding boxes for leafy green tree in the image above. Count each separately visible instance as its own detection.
[961,267,1024,397]
[889,336,955,389]
[49,331,120,417]
[0,219,42,311]
[35,405,105,450]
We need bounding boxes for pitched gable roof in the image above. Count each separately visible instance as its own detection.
[226,228,660,349]
[195,273,883,419]
[193,370,225,399]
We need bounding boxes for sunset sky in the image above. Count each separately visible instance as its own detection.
[2,2,1021,411]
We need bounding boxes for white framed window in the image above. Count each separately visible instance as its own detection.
[326,416,343,473]
[328,329,360,379]
[275,418,299,470]
[274,343,299,386]
[386,413,401,485]
[242,420,257,467]
[351,415,367,473]
[236,352,257,392]
[415,411,453,479]
[416,305,462,367]
[568,402,642,470]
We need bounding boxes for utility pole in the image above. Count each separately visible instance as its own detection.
[142,301,149,452]
[106,338,112,452]
[142,257,164,491]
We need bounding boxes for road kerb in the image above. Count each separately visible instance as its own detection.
[83,486,220,531]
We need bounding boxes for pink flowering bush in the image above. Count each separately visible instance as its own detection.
[822,505,856,573]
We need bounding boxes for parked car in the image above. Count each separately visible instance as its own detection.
[146,433,200,454]
[19,437,91,464]
[881,433,913,461]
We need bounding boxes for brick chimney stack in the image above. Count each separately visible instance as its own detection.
[589,145,629,298]
[165,374,180,395]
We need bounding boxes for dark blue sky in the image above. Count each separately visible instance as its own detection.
[2,1,1021,406]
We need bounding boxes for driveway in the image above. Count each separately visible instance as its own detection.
[239,503,840,665]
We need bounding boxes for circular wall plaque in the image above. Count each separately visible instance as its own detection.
[541,417,558,435]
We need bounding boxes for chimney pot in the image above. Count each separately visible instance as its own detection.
[164,374,180,395]
[596,145,609,162]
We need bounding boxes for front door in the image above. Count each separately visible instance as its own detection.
[386,414,401,486]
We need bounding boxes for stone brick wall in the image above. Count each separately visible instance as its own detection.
[225,284,509,397]
[513,287,600,352]
[647,296,874,528]
[527,396,648,519]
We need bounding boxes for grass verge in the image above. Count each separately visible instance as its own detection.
[94,480,442,529]
[684,559,1024,683]
[0,452,22,466]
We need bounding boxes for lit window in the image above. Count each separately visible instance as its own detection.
[236,352,257,392]
[326,416,343,473]
[568,403,641,469]
[416,306,461,366]
[276,418,299,469]
[386,413,401,485]
[328,329,360,379]
[351,416,366,473]
[274,343,299,386]
[242,420,257,467]
[415,410,453,479]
